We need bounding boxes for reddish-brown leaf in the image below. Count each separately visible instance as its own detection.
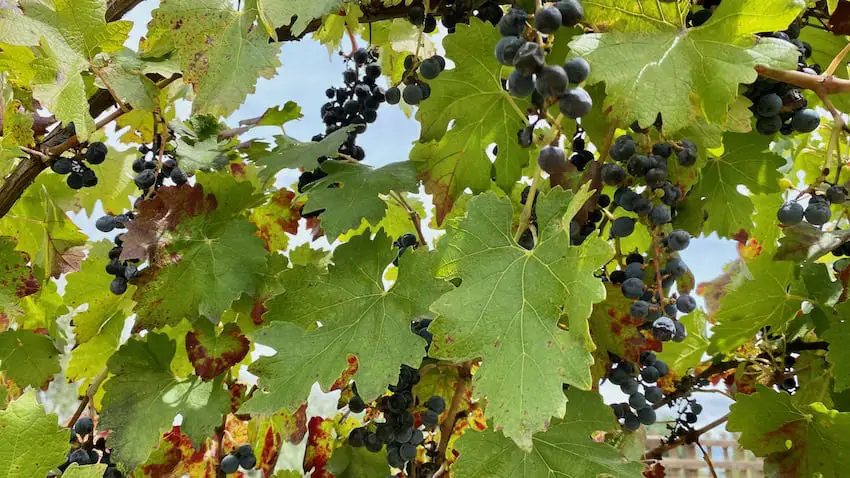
[250,189,301,251]
[186,323,250,380]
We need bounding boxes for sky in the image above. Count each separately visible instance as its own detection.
[59,0,742,462]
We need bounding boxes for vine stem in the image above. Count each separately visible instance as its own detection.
[514,166,541,242]
[642,413,729,460]
[65,368,109,428]
[389,190,428,247]
[18,146,49,161]
[696,441,719,478]
[436,361,473,466]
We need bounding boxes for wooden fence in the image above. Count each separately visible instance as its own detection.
[646,433,763,478]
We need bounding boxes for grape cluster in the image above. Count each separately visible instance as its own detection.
[569,129,595,171]
[95,214,141,295]
[385,53,446,107]
[347,365,445,471]
[607,352,670,431]
[495,2,591,119]
[50,141,107,190]
[219,444,257,474]
[298,48,386,201]
[747,35,820,135]
[131,140,188,198]
[778,188,845,227]
[407,0,503,34]
[663,396,704,443]
[393,233,419,266]
[60,417,123,477]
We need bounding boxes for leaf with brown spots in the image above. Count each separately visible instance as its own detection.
[138,427,218,478]
[119,184,216,261]
[587,285,660,364]
[186,321,250,380]
[250,189,301,252]
[303,416,335,478]
[0,329,61,389]
[254,405,308,476]
[0,236,39,315]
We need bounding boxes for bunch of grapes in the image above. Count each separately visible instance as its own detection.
[663,396,704,443]
[777,187,846,227]
[298,48,386,199]
[407,0,503,34]
[60,417,123,477]
[385,53,446,107]
[607,352,669,431]
[95,214,141,295]
[494,2,591,119]
[569,129,595,171]
[219,444,257,474]
[347,365,446,471]
[50,141,107,190]
[393,233,419,266]
[131,140,189,199]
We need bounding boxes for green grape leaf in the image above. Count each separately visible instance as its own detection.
[412,19,530,224]
[141,0,282,117]
[728,384,850,476]
[250,189,302,252]
[133,215,268,327]
[776,223,850,262]
[569,0,803,132]
[0,329,61,389]
[709,253,809,353]
[174,136,226,174]
[692,133,784,238]
[453,388,643,477]
[2,99,35,149]
[91,48,157,111]
[339,193,426,243]
[0,0,132,140]
[656,310,709,377]
[185,321,250,380]
[588,286,658,363]
[254,126,354,179]
[0,391,69,478]
[303,161,419,239]
[824,302,850,392]
[100,333,230,468]
[255,0,342,39]
[62,464,109,478]
[244,101,303,128]
[583,0,687,33]
[0,236,39,316]
[430,191,613,450]
[242,234,450,413]
[326,444,390,478]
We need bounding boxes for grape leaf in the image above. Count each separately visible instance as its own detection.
[412,19,530,224]
[776,223,850,262]
[254,126,354,180]
[141,0,282,117]
[0,0,132,140]
[452,388,643,477]
[709,253,810,353]
[90,48,157,111]
[185,321,250,380]
[2,99,34,149]
[692,133,784,238]
[241,234,450,413]
[303,161,419,238]
[0,236,39,315]
[0,329,60,389]
[823,302,850,392]
[255,0,342,39]
[174,136,226,174]
[75,145,137,213]
[62,464,109,478]
[429,191,613,450]
[656,310,709,377]
[583,0,687,33]
[100,333,230,468]
[728,384,850,477]
[250,189,301,251]
[138,427,219,477]
[588,286,659,364]
[0,391,69,478]
[133,215,268,327]
[569,0,803,132]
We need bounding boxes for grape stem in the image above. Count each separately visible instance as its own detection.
[18,146,49,161]
[696,441,719,478]
[436,361,473,467]
[642,413,729,460]
[65,367,108,428]
[514,166,541,242]
[389,190,428,247]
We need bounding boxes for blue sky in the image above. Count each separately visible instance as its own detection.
[84,1,741,438]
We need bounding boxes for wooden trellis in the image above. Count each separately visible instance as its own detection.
[645,433,763,478]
